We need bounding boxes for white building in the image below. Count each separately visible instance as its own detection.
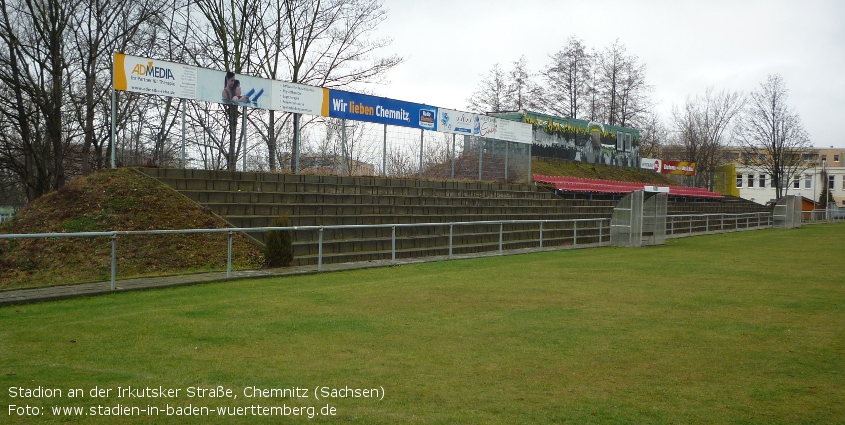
[732,148,845,207]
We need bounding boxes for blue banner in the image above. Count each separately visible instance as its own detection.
[328,90,438,131]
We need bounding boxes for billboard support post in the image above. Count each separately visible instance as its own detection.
[110,88,116,169]
[382,124,387,177]
[419,129,424,179]
[181,100,186,169]
[341,119,347,177]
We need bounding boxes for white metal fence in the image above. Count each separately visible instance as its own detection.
[2,211,836,290]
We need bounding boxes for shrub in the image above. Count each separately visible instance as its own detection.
[264,215,293,267]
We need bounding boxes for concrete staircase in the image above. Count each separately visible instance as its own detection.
[136,168,771,266]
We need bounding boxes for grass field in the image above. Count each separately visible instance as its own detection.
[1,224,843,424]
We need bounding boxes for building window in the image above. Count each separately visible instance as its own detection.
[835,154,841,162]
[822,155,827,162]
[617,132,624,150]
[625,133,632,151]
[805,174,812,189]
[725,152,735,162]
[748,174,755,188]
[736,174,743,188]
[829,175,836,190]
[794,175,800,189]
[759,174,766,188]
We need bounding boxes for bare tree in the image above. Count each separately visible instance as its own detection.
[467,63,509,113]
[736,74,811,199]
[671,87,744,189]
[68,0,165,175]
[595,40,650,127]
[279,0,402,171]
[543,36,592,119]
[636,107,669,159]
[0,0,77,200]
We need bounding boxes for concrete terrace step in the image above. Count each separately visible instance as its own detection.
[202,202,614,217]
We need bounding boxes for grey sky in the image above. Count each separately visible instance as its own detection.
[371,0,845,148]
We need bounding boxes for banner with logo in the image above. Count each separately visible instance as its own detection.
[113,53,198,100]
[438,108,476,135]
[661,160,696,175]
[114,53,327,115]
[327,90,438,130]
[475,116,532,144]
[640,158,662,173]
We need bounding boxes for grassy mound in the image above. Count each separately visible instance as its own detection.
[532,157,676,184]
[0,168,262,289]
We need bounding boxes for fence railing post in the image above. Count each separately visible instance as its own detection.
[573,221,578,246]
[539,221,544,248]
[498,222,503,254]
[598,219,603,244]
[706,215,709,233]
[318,227,324,271]
[227,231,233,278]
[449,224,453,259]
[110,234,117,290]
[391,225,396,265]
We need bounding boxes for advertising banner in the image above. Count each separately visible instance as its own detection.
[475,116,533,144]
[114,53,327,115]
[327,90,438,130]
[640,158,662,173]
[114,53,198,100]
[274,82,329,116]
[438,108,476,135]
[661,160,696,175]
[496,118,533,144]
[195,67,272,110]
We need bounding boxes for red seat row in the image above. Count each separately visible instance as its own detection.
[533,175,724,199]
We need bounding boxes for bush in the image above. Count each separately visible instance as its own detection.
[264,215,294,267]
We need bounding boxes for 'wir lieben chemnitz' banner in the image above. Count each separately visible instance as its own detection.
[328,90,438,131]
[113,53,328,116]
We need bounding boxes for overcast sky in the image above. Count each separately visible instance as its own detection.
[369,0,845,148]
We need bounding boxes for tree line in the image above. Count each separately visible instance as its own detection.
[0,0,402,205]
[0,5,812,207]
[467,36,811,198]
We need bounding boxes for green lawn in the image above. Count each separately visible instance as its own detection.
[1,224,843,424]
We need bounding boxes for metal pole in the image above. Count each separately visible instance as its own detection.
[478,138,483,182]
[527,144,532,184]
[241,106,247,171]
[539,221,544,248]
[181,100,186,168]
[341,119,347,177]
[419,129,424,179]
[110,234,117,290]
[598,220,602,244]
[391,225,396,265]
[498,222,503,254]
[448,224,453,259]
[504,140,509,181]
[382,124,387,177]
[451,133,456,181]
[227,231,233,278]
[294,113,300,175]
[573,221,577,245]
[111,88,116,169]
[706,215,709,233]
[318,227,323,271]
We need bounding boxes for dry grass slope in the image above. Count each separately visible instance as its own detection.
[0,168,262,289]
